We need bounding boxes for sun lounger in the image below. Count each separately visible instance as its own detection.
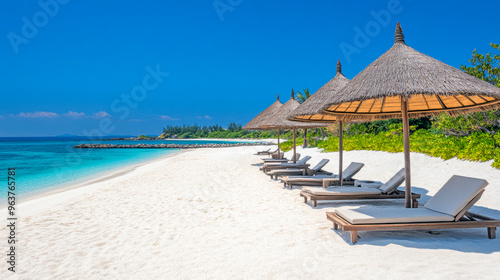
[262,153,301,164]
[326,175,500,244]
[260,155,311,172]
[266,159,332,179]
[254,148,282,158]
[281,162,365,188]
[300,168,418,207]
[254,148,272,155]
[271,151,285,159]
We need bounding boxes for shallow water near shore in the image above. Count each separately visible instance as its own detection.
[0,137,248,201]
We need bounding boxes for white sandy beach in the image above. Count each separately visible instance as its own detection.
[3,145,500,279]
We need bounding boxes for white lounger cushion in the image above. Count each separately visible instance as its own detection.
[265,156,310,165]
[302,186,382,196]
[424,175,488,217]
[267,169,304,175]
[354,180,383,188]
[336,208,455,224]
[284,174,338,181]
[360,183,384,189]
[265,162,307,168]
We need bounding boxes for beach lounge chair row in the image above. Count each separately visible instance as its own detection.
[266,159,332,179]
[260,155,311,172]
[261,153,303,165]
[253,149,499,244]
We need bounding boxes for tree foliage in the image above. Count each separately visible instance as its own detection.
[280,125,500,168]
[433,43,500,136]
[294,88,313,147]
[461,43,500,87]
[227,122,242,132]
[294,88,311,104]
[345,117,431,135]
[160,124,278,139]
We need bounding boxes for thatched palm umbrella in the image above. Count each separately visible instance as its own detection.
[288,60,350,184]
[322,23,500,207]
[243,94,283,156]
[261,90,324,163]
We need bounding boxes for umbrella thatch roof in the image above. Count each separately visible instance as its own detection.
[243,95,282,130]
[261,90,325,129]
[288,60,350,122]
[322,23,500,121]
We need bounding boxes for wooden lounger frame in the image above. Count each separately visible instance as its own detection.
[300,190,421,208]
[268,168,332,180]
[266,165,311,179]
[263,164,310,173]
[262,158,291,163]
[262,153,301,164]
[284,178,356,189]
[326,190,500,244]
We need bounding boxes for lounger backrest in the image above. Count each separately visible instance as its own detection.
[297,156,312,164]
[292,153,301,162]
[342,162,365,180]
[379,168,405,194]
[311,159,329,172]
[424,175,488,217]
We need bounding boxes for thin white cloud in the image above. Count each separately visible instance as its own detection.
[15,111,60,118]
[159,115,180,121]
[196,115,213,120]
[91,111,111,119]
[64,111,86,118]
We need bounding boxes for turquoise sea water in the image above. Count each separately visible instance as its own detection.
[0,137,246,202]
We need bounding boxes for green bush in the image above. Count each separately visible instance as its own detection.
[280,138,303,152]
[181,132,194,139]
[315,129,498,168]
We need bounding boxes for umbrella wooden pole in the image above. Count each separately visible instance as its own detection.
[293,128,297,163]
[303,129,308,148]
[339,121,343,186]
[277,129,281,158]
[401,98,412,208]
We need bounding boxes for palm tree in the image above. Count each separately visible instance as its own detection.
[295,88,311,104]
[294,88,312,147]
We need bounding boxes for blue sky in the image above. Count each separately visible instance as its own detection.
[1,0,498,137]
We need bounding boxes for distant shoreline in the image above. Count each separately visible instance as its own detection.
[94,137,273,141]
[74,142,273,149]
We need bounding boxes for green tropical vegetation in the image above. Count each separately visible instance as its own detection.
[295,88,312,147]
[281,124,497,165]
[159,43,500,167]
[159,123,279,139]
[295,88,311,104]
